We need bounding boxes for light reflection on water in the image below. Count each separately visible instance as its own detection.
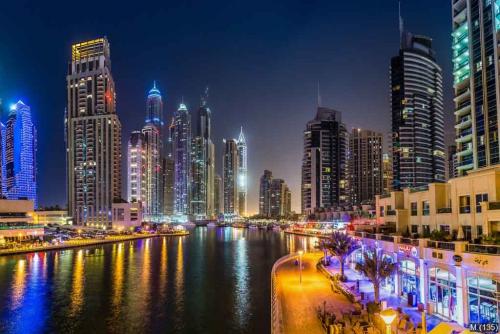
[0,229,313,333]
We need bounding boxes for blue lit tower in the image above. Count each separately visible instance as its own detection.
[237,127,247,216]
[173,102,191,216]
[4,100,37,207]
[142,82,164,222]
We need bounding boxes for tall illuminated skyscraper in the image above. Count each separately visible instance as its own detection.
[301,107,348,215]
[173,102,191,216]
[142,82,163,222]
[4,101,37,207]
[391,31,445,189]
[66,37,121,226]
[237,127,247,216]
[163,117,175,216]
[214,174,222,217]
[259,170,273,217]
[127,131,146,203]
[452,0,500,175]
[190,90,215,219]
[223,139,239,217]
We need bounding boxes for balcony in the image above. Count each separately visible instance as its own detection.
[456,133,472,144]
[465,244,500,255]
[454,103,471,117]
[455,117,472,130]
[400,238,420,246]
[365,233,377,240]
[426,240,455,251]
[380,235,394,242]
[488,202,500,210]
[386,210,396,216]
[437,207,452,214]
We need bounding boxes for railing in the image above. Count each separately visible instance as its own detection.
[380,235,394,242]
[271,253,293,334]
[365,233,377,240]
[437,207,452,214]
[354,232,364,238]
[386,210,396,216]
[380,193,391,199]
[0,224,44,230]
[409,185,429,193]
[427,240,456,251]
[488,202,500,210]
[465,244,500,255]
[400,238,419,246]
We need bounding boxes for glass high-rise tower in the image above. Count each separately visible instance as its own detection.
[452,0,500,175]
[237,127,247,217]
[223,138,239,217]
[66,37,122,226]
[173,102,191,216]
[391,32,445,189]
[4,100,37,207]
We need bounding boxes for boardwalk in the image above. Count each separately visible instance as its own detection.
[274,252,354,334]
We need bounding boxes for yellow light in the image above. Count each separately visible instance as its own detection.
[380,308,397,325]
[298,250,304,256]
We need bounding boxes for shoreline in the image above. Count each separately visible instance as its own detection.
[0,231,190,256]
[283,230,329,239]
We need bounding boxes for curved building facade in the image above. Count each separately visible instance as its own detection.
[391,32,445,190]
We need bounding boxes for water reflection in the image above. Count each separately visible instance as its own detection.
[0,229,312,333]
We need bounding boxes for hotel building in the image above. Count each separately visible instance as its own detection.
[127,131,146,204]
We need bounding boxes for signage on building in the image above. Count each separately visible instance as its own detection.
[398,245,418,258]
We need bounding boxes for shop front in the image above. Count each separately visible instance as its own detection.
[428,267,458,321]
[466,274,499,324]
[399,259,420,306]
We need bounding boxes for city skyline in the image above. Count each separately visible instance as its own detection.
[0,1,453,213]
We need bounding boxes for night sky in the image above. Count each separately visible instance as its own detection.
[0,0,452,213]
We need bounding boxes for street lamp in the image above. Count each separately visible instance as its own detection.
[380,308,397,334]
[298,250,304,284]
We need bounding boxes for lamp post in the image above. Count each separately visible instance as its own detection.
[298,250,304,284]
[380,308,397,334]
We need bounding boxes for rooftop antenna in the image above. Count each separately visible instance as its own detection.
[317,81,322,107]
[399,0,404,48]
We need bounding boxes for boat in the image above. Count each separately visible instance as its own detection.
[207,222,216,227]
[248,225,258,229]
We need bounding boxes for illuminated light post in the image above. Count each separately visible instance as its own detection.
[380,308,397,334]
[298,250,304,284]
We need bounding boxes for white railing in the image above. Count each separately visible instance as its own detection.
[271,253,294,334]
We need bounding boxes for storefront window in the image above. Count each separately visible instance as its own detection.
[467,275,499,324]
[400,260,419,303]
[428,268,457,321]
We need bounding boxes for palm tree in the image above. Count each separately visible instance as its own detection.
[320,231,359,281]
[355,247,396,304]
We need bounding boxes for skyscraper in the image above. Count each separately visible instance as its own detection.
[301,107,348,215]
[270,178,291,219]
[173,102,191,216]
[382,153,393,194]
[237,127,247,216]
[223,139,239,217]
[391,32,445,190]
[349,129,383,205]
[259,170,273,217]
[4,101,37,207]
[66,38,122,226]
[214,174,222,217]
[163,117,175,216]
[142,83,163,222]
[190,90,215,219]
[452,0,499,175]
[127,131,146,204]
[447,144,458,180]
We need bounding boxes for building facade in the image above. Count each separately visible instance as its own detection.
[214,174,222,217]
[448,144,458,180]
[452,0,500,176]
[223,139,239,217]
[190,92,215,220]
[173,103,191,216]
[142,83,163,222]
[383,153,393,194]
[3,101,37,207]
[66,38,122,226]
[270,178,291,219]
[163,118,175,216]
[127,131,146,204]
[237,127,247,217]
[391,32,445,190]
[367,166,500,326]
[301,107,348,215]
[349,129,383,205]
[259,169,273,217]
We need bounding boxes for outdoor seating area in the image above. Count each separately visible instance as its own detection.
[316,301,429,334]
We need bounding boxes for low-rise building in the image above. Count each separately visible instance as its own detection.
[111,202,142,231]
[352,166,500,326]
[0,199,43,240]
[33,210,71,226]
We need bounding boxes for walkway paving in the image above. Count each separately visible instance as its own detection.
[274,252,354,334]
[323,259,441,332]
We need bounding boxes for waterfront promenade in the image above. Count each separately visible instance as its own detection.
[273,251,353,334]
[0,231,189,256]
